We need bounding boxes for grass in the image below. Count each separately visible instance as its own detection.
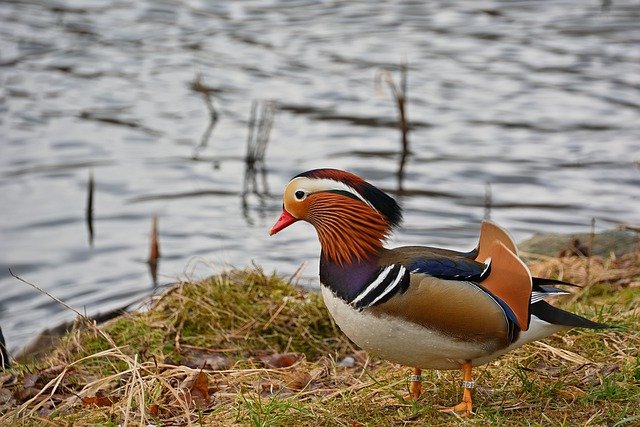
[0,251,639,426]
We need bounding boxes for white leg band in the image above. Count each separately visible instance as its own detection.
[462,380,475,389]
[409,374,422,382]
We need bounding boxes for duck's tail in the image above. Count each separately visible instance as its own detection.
[530,299,609,329]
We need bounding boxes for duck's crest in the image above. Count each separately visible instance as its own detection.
[295,168,403,228]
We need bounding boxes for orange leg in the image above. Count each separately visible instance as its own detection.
[408,367,422,400]
[439,360,474,417]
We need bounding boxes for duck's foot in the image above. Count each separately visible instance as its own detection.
[438,361,474,417]
[404,367,422,401]
[437,400,472,418]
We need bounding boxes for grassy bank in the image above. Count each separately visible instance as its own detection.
[1,251,639,426]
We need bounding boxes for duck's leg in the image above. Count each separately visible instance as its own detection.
[408,367,422,400]
[439,360,473,417]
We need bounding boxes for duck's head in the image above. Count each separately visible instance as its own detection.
[270,169,402,265]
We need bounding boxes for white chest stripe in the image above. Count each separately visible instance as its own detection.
[350,265,394,306]
[369,266,407,306]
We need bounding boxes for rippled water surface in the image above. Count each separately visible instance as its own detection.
[1,0,639,352]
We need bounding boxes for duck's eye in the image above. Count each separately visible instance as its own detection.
[294,190,306,200]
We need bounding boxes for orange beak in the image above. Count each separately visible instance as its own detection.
[269,209,298,235]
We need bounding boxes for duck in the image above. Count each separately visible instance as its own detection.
[269,168,607,417]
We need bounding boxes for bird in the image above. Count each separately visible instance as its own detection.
[269,168,607,417]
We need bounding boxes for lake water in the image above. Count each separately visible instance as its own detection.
[1,0,639,353]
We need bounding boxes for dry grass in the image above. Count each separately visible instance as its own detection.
[1,252,639,426]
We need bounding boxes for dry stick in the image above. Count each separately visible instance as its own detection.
[484,182,493,221]
[286,261,308,287]
[86,170,94,246]
[377,62,410,193]
[148,214,160,285]
[9,269,118,349]
[191,74,219,159]
[398,60,409,191]
[243,101,259,197]
[242,101,275,207]
[257,102,275,195]
[585,218,596,287]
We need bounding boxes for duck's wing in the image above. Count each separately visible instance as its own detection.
[382,241,533,330]
[364,244,530,348]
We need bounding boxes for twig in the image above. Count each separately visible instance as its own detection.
[376,60,410,193]
[86,170,94,246]
[191,74,219,159]
[286,262,308,287]
[484,182,492,221]
[242,100,276,219]
[10,269,91,322]
[8,269,118,351]
[586,218,595,287]
[148,215,160,286]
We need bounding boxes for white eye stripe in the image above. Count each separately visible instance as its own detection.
[291,177,374,209]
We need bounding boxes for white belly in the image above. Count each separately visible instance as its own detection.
[321,286,489,370]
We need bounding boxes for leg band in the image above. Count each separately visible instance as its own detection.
[462,380,475,389]
[409,374,422,382]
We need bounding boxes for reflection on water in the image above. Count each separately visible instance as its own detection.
[1,0,639,352]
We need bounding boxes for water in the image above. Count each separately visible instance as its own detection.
[1,0,639,353]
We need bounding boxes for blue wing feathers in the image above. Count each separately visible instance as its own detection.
[409,256,487,281]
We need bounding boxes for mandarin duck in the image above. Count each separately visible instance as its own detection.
[269,168,607,417]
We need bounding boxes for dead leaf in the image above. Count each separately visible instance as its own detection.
[260,353,303,368]
[181,371,210,408]
[149,403,160,417]
[285,371,312,391]
[82,395,113,407]
[191,371,209,402]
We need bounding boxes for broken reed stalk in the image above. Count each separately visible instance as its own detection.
[86,170,94,246]
[242,100,275,199]
[148,215,160,285]
[585,218,596,287]
[484,182,493,221]
[243,101,259,197]
[191,74,219,159]
[376,61,410,193]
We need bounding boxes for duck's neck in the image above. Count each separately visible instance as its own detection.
[308,196,390,266]
[319,251,381,303]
